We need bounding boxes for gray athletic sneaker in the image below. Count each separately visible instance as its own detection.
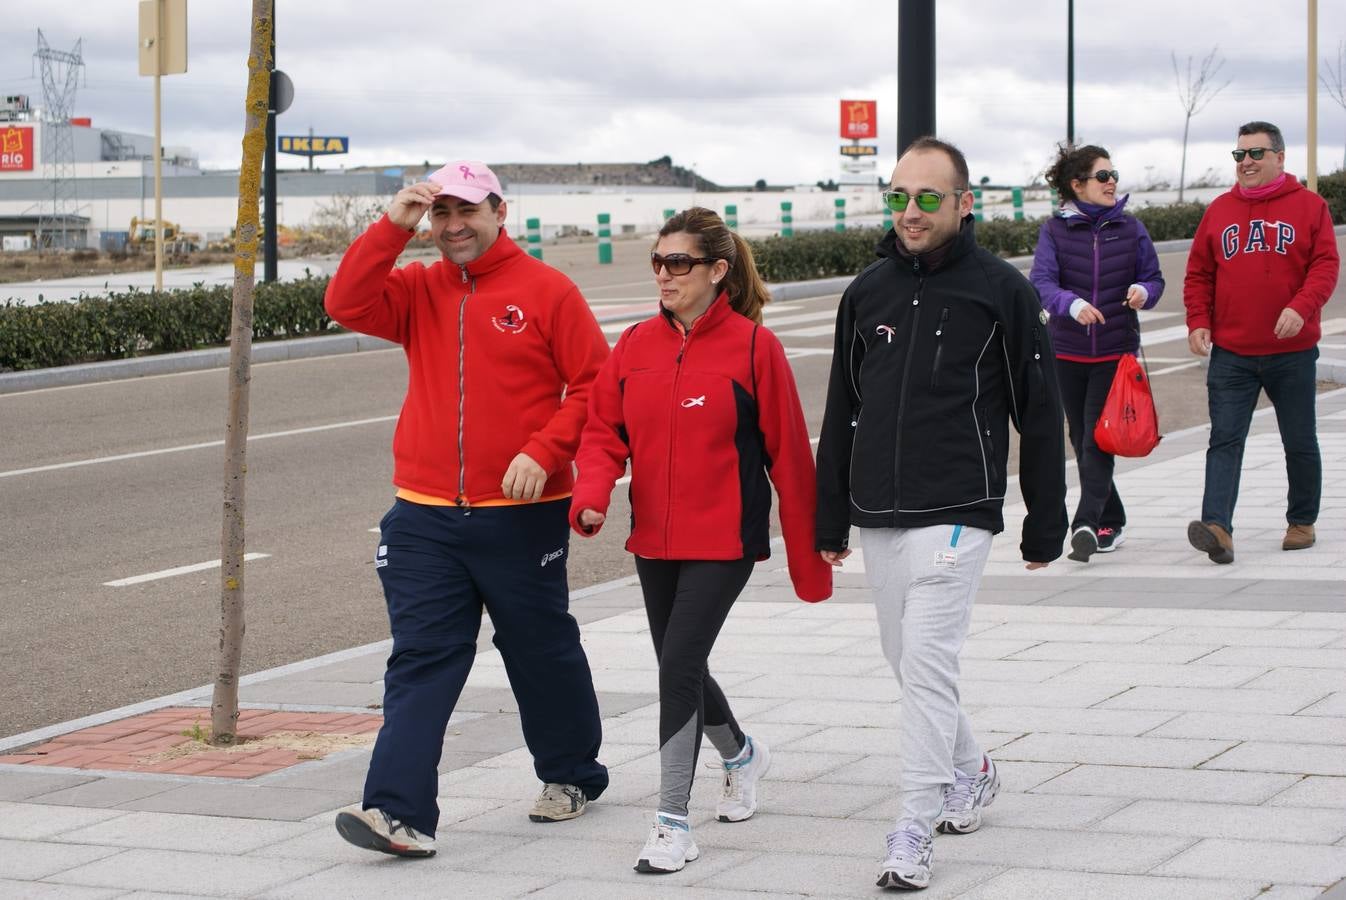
[877,821,934,890]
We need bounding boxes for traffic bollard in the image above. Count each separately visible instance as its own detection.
[725,204,737,229]
[526,217,543,259]
[973,188,984,222]
[1012,187,1024,221]
[597,213,612,265]
[780,201,793,237]
[834,197,845,232]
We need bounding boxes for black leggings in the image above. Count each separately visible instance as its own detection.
[1056,357,1127,532]
[634,556,754,817]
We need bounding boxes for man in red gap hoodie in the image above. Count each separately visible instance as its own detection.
[325,161,610,858]
[1184,122,1340,564]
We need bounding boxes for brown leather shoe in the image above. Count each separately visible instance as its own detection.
[1188,521,1234,564]
[1282,524,1316,551]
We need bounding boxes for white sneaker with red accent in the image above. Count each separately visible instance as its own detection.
[335,807,436,857]
[935,754,1000,835]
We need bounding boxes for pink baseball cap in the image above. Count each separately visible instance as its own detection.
[426,160,503,203]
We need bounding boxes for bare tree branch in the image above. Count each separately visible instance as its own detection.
[1324,41,1346,172]
[1172,46,1232,202]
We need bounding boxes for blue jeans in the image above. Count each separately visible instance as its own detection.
[1202,345,1320,533]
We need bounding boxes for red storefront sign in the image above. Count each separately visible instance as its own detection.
[840,100,877,140]
[1,126,34,171]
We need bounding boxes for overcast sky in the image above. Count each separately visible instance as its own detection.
[4,1,1346,189]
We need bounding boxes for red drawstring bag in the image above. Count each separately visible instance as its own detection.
[1094,353,1161,457]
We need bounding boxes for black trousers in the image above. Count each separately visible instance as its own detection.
[1056,357,1126,532]
[634,556,753,816]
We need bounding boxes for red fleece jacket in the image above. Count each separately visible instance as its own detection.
[324,215,609,504]
[570,295,832,602]
[1184,175,1339,355]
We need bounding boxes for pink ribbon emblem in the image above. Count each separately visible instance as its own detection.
[459,165,475,180]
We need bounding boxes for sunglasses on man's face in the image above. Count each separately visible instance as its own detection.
[650,253,719,276]
[1231,148,1274,162]
[1090,169,1120,184]
[882,189,962,213]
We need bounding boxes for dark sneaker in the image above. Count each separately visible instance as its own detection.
[936,754,1000,834]
[530,783,588,822]
[1096,526,1124,553]
[1283,524,1315,551]
[877,821,934,890]
[1067,526,1098,562]
[335,807,435,857]
[1188,520,1234,564]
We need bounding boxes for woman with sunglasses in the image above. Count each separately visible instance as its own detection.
[1030,144,1165,562]
[570,206,831,873]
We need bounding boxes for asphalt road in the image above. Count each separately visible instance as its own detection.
[1,236,1341,738]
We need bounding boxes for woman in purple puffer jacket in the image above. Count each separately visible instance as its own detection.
[1030,144,1165,563]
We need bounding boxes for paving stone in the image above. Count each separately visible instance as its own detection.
[970,707,1176,737]
[0,838,125,880]
[1046,661,1268,688]
[752,699,896,728]
[1030,764,1299,804]
[1198,646,1346,669]
[1242,667,1346,695]
[708,652,879,676]
[994,733,1235,768]
[0,879,125,898]
[0,803,127,840]
[460,833,753,884]
[754,780,891,818]
[118,783,354,821]
[960,681,1127,710]
[780,726,900,756]
[29,777,185,808]
[1300,692,1346,716]
[973,623,1171,643]
[254,820,510,862]
[1097,686,1326,715]
[1094,798,1346,842]
[0,771,95,802]
[1153,838,1346,886]
[1202,741,1346,777]
[958,868,1267,900]
[1107,609,1302,626]
[1144,626,1340,648]
[524,880,808,900]
[57,811,314,853]
[1147,711,1346,745]
[931,824,1193,874]
[261,860,553,899]
[47,848,329,897]
[1266,776,1346,809]
[727,673,899,702]
[1007,641,1218,664]
[708,849,1002,898]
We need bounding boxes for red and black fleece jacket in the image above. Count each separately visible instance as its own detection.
[570,293,832,603]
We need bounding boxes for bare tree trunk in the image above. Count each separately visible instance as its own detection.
[211,0,273,745]
[1178,115,1191,204]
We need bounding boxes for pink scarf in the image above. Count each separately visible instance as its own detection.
[1235,173,1288,200]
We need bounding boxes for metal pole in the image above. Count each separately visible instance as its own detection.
[263,8,278,282]
[1067,0,1075,145]
[897,0,936,155]
[153,0,164,290]
[1308,0,1318,193]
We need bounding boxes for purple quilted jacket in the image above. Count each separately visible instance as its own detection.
[1029,198,1165,358]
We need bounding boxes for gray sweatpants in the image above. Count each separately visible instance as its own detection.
[858,524,992,831]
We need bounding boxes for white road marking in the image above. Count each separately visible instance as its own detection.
[773,324,838,338]
[1150,361,1202,377]
[0,415,398,480]
[761,310,838,328]
[104,553,271,587]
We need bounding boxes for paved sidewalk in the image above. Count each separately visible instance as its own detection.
[1,391,1343,898]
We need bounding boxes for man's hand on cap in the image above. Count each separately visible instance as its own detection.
[387,182,438,231]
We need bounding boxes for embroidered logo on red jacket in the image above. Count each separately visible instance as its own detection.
[492,304,528,334]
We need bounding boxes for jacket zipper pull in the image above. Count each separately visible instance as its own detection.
[459,265,469,284]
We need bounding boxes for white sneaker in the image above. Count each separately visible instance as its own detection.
[876,821,933,890]
[634,813,699,873]
[716,736,771,822]
[936,754,1000,835]
[335,807,436,858]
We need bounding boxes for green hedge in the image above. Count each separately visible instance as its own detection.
[4,179,1341,372]
[0,272,335,372]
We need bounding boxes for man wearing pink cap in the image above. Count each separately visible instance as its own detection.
[326,160,610,858]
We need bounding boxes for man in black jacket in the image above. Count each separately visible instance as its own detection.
[816,137,1067,891]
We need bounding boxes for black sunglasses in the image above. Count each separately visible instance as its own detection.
[1089,169,1120,184]
[651,253,719,276]
[1231,147,1275,162]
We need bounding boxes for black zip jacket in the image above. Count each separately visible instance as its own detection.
[815,217,1068,563]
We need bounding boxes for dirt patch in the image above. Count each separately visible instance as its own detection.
[145,730,377,763]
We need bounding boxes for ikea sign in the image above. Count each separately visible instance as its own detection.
[278,135,349,156]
